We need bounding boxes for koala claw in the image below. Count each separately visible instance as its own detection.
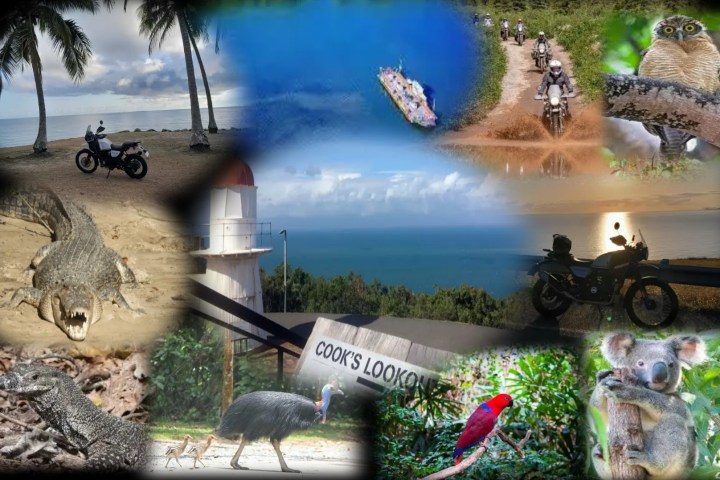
[596,369,614,383]
[624,449,649,465]
[592,444,604,460]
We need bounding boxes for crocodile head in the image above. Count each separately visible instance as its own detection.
[0,363,63,397]
[39,284,102,341]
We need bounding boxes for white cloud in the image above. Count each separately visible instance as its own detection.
[142,58,165,73]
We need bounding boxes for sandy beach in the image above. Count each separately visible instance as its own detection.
[0,131,238,351]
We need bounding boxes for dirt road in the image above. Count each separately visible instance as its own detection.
[147,438,368,478]
[441,37,604,176]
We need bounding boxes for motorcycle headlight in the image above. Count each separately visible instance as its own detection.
[550,97,560,106]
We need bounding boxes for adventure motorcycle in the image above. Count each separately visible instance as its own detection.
[535,85,573,137]
[529,223,679,329]
[534,43,548,72]
[515,24,525,45]
[76,121,148,179]
[500,22,509,41]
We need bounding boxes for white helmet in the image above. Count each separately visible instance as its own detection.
[539,31,545,36]
[549,59,562,77]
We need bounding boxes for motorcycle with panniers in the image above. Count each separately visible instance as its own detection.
[529,223,679,329]
[76,121,148,179]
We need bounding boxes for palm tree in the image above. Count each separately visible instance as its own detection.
[184,9,217,133]
[138,0,210,149]
[0,1,96,153]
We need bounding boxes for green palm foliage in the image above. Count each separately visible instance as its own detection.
[0,0,97,153]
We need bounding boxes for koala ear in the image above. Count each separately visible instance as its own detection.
[669,336,707,366]
[601,332,636,363]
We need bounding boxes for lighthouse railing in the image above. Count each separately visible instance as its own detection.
[192,221,272,251]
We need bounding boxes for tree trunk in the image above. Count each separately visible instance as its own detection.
[30,35,47,153]
[222,328,234,414]
[185,13,218,134]
[603,73,720,147]
[607,368,646,480]
[177,12,209,149]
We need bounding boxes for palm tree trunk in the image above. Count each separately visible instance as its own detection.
[177,12,209,149]
[30,38,47,153]
[185,14,218,134]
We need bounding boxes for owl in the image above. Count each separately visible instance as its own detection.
[637,15,720,158]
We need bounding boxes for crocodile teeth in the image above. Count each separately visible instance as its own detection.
[64,311,89,341]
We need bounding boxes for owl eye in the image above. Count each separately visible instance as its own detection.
[684,24,696,32]
[663,26,675,34]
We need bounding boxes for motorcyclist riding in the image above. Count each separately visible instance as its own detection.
[532,31,553,66]
[514,18,525,41]
[473,13,479,25]
[500,17,510,38]
[482,13,493,27]
[536,60,575,113]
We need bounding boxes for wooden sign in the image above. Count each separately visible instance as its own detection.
[296,317,456,395]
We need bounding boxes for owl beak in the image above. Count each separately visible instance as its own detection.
[675,31,684,41]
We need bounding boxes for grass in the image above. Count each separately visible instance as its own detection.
[149,416,364,442]
[453,27,507,129]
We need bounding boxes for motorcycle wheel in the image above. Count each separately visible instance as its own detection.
[519,36,524,46]
[532,278,572,318]
[624,278,679,329]
[124,154,148,179]
[75,149,98,174]
[552,113,562,138]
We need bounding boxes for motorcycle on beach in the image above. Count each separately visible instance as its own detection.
[535,85,574,138]
[529,223,679,329]
[76,121,149,179]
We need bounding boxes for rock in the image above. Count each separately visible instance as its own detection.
[147,129,156,132]
[133,128,141,132]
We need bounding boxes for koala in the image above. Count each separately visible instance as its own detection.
[589,332,707,480]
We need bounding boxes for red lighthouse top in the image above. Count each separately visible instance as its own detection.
[215,159,255,187]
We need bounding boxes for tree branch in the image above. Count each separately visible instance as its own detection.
[418,428,532,480]
[603,74,720,147]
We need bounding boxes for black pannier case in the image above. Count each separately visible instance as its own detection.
[552,234,572,255]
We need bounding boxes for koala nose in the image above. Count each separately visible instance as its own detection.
[651,362,668,384]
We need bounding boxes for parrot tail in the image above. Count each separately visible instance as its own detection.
[454,455,463,465]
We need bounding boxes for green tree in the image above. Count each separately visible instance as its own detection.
[137,0,210,149]
[0,0,97,153]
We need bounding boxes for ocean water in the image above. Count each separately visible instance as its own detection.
[0,106,243,148]
[223,0,481,147]
[257,210,720,297]
[258,225,529,298]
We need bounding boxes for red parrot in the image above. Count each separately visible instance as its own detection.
[453,393,513,465]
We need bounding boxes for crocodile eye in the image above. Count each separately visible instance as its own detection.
[684,24,696,32]
[637,360,645,367]
[663,26,675,34]
[30,373,39,380]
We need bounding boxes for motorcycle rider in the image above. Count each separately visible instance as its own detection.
[537,59,574,113]
[482,13,493,27]
[473,12,479,25]
[513,18,525,41]
[500,17,510,37]
[532,31,553,67]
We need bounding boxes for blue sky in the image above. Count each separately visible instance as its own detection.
[0,6,242,119]
[249,139,519,229]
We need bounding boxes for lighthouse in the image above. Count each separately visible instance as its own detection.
[190,160,272,347]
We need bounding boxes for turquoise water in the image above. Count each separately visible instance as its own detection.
[0,106,243,148]
[224,0,481,146]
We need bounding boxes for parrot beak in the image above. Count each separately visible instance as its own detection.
[508,399,514,407]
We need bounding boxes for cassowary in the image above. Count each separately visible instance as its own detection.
[216,391,322,473]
